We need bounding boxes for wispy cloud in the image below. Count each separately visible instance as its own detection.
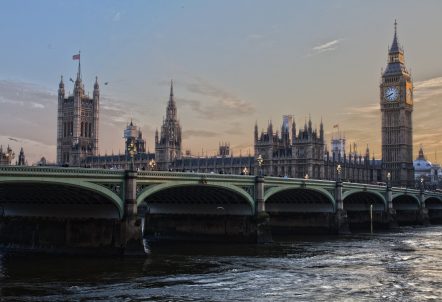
[246,34,264,41]
[182,129,219,139]
[112,12,121,22]
[177,78,255,119]
[414,77,442,103]
[332,75,442,161]
[309,39,341,56]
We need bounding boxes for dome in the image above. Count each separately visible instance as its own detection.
[414,158,432,172]
[414,146,433,172]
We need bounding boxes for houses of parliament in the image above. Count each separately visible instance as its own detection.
[50,23,417,187]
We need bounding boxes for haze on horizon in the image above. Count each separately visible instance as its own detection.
[1,0,442,164]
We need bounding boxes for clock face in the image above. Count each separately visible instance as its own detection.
[384,86,399,101]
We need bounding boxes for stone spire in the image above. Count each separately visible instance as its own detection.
[73,54,84,96]
[58,75,65,97]
[93,76,99,98]
[384,20,408,76]
[18,147,26,166]
[390,19,402,53]
[254,121,259,142]
[166,80,177,121]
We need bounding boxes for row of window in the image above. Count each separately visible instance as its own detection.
[63,122,94,138]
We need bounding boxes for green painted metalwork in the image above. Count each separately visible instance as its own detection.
[264,185,336,210]
[0,177,125,218]
[2,166,442,219]
[343,189,388,207]
[136,182,255,213]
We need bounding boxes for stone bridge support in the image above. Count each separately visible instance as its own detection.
[419,190,430,226]
[119,170,144,255]
[255,176,271,243]
[386,184,398,228]
[334,178,349,234]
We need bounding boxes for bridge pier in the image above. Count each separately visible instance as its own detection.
[118,170,145,255]
[419,192,430,226]
[334,178,349,234]
[386,184,398,228]
[255,176,272,243]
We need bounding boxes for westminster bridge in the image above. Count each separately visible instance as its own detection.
[1,166,442,254]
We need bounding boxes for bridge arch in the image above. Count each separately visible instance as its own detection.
[137,182,255,215]
[264,187,336,213]
[0,178,124,219]
[392,193,421,211]
[343,190,387,211]
[424,195,442,205]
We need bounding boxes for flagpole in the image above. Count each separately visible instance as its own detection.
[78,50,81,80]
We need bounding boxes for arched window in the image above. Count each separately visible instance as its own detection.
[81,122,84,137]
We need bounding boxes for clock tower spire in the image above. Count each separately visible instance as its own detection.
[380,20,414,187]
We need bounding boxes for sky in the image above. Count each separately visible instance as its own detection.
[1,0,442,164]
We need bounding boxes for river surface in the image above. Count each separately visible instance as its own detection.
[1,226,442,301]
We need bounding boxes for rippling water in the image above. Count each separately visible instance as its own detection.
[2,226,442,301]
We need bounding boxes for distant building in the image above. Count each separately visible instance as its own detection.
[380,21,414,187]
[57,58,99,166]
[124,120,146,156]
[59,22,423,187]
[0,145,14,166]
[413,146,441,189]
[17,147,26,166]
[155,81,182,171]
[83,121,154,170]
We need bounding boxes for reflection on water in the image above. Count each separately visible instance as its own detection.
[2,227,442,301]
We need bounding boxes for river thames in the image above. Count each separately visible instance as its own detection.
[1,226,442,301]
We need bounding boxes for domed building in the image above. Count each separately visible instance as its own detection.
[413,146,440,189]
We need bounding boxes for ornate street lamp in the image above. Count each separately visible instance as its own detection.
[420,176,424,192]
[127,140,137,171]
[149,159,156,171]
[304,174,309,180]
[257,154,264,176]
[336,164,342,182]
[243,167,248,175]
[387,172,391,188]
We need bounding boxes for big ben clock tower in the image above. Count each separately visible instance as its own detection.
[380,21,414,187]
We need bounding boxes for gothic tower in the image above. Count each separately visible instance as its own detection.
[380,21,414,187]
[57,57,100,166]
[155,80,182,170]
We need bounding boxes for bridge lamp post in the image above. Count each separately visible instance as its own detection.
[420,176,424,193]
[127,140,137,171]
[304,174,309,180]
[257,154,264,176]
[149,159,156,171]
[243,167,248,175]
[387,172,391,188]
[336,164,342,182]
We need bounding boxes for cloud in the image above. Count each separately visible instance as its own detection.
[177,78,255,119]
[182,129,219,139]
[0,135,56,165]
[309,39,341,56]
[414,77,442,103]
[246,34,264,41]
[112,12,121,22]
[332,75,442,161]
[31,102,45,109]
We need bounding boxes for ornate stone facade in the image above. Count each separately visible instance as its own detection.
[57,59,99,166]
[155,81,182,171]
[380,21,414,187]
[77,22,415,186]
[0,145,15,166]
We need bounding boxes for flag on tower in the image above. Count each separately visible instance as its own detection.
[72,53,80,60]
